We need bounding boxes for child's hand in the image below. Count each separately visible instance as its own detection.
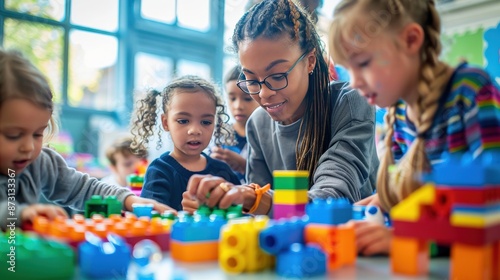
[124,195,177,215]
[181,191,200,214]
[210,147,246,174]
[21,204,68,224]
[355,193,381,207]
[347,220,393,256]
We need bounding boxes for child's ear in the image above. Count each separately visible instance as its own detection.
[399,23,424,55]
[307,48,317,73]
[161,113,169,131]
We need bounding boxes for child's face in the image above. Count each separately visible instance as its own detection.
[226,81,259,126]
[161,91,216,161]
[111,153,144,185]
[341,32,420,108]
[0,99,51,175]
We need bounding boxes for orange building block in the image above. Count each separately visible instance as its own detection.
[304,223,356,270]
[171,240,218,262]
[494,241,500,280]
[391,236,429,276]
[451,243,494,280]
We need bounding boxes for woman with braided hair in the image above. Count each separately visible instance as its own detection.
[182,0,378,215]
[329,0,500,255]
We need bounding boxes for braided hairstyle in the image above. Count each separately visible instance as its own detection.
[232,0,332,186]
[130,75,232,157]
[329,0,454,211]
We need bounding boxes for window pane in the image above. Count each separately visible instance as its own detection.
[141,0,176,24]
[3,19,63,103]
[69,31,118,110]
[178,0,210,31]
[177,60,211,80]
[5,0,65,21]
[135,52,174,92]
[71,0,119,32]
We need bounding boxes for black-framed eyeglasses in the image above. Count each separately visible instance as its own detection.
[237,52,309,95]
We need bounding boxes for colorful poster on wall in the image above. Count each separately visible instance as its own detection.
[442,28,484,67]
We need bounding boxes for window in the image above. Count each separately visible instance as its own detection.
[1,0,224,156]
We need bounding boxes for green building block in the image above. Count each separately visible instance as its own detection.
[84,195,122,218]
[273,170,309,190]
[194,204,243,220]
[0,231,75,280]
[127,174,144,184]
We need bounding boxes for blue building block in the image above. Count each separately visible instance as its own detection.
[276,243,326,278]
[79,232,131,278]
[133,203,154,218]
[170,214,226,242]
[428,150,500,186]
[352,205,366,220]
[259,216,308,255]
[306,197,353,225]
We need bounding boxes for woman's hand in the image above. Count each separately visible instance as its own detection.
[355,193,381,207]
[210,147,246,174]
[21,204,68,224]
[183,174,257,212]
[124,195,177,214]
[347,220,393,256]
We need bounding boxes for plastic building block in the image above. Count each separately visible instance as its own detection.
[274,190,308,204]
[259,216,308,255]
[451,205,500,228]
[305,197,352,225]
[133,203,154,218]
[273,170,309,190]
[434,187,500,206]
[0,230,75,280]
[430,150,500,186]
[390,236,429,276]
[451,243,495,280]
[365,205,385,224]
[219,216,274,273]
[352,205,366,220]
[273,203,306,220]
[304,223,356,270]
[170,214,226,242]
[79,232,131,278]
[194,204,243,219]
[85,195,122,218]
[32,214,172,251]
[276,243,326,278]
[170,240,219,262]
[133,239,163,280]
[391,184,435,222]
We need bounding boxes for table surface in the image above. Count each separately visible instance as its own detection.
[77,255,450,280]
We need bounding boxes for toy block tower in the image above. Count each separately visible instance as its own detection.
[390,149,500,279]
[127,159,148,196]
[272,170,309,219]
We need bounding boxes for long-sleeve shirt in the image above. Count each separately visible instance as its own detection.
[0,148,134,230]
[246,81,379,203]
[140,152,241,210]
[392,63,500,164]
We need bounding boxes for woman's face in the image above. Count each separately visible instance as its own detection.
[238,36,315,125]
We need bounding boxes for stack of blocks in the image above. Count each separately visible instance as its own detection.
[304,198,357,271]
[127,174,144,196]
[390,150,500,279]
[170,205,242,262]
[219,216,274,273]
[32,213,172,251]
[272,170,309,219]
[0,231,75,280]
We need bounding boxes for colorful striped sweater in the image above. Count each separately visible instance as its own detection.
[391,63,500,165]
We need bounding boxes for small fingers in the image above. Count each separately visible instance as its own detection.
[218,185,246,209]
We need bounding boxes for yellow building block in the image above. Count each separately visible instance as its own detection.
[451,212,500,228]
[391,184,436,222]
[273,170,309,178]
[274,190,308,204]
[219,216,274,273]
